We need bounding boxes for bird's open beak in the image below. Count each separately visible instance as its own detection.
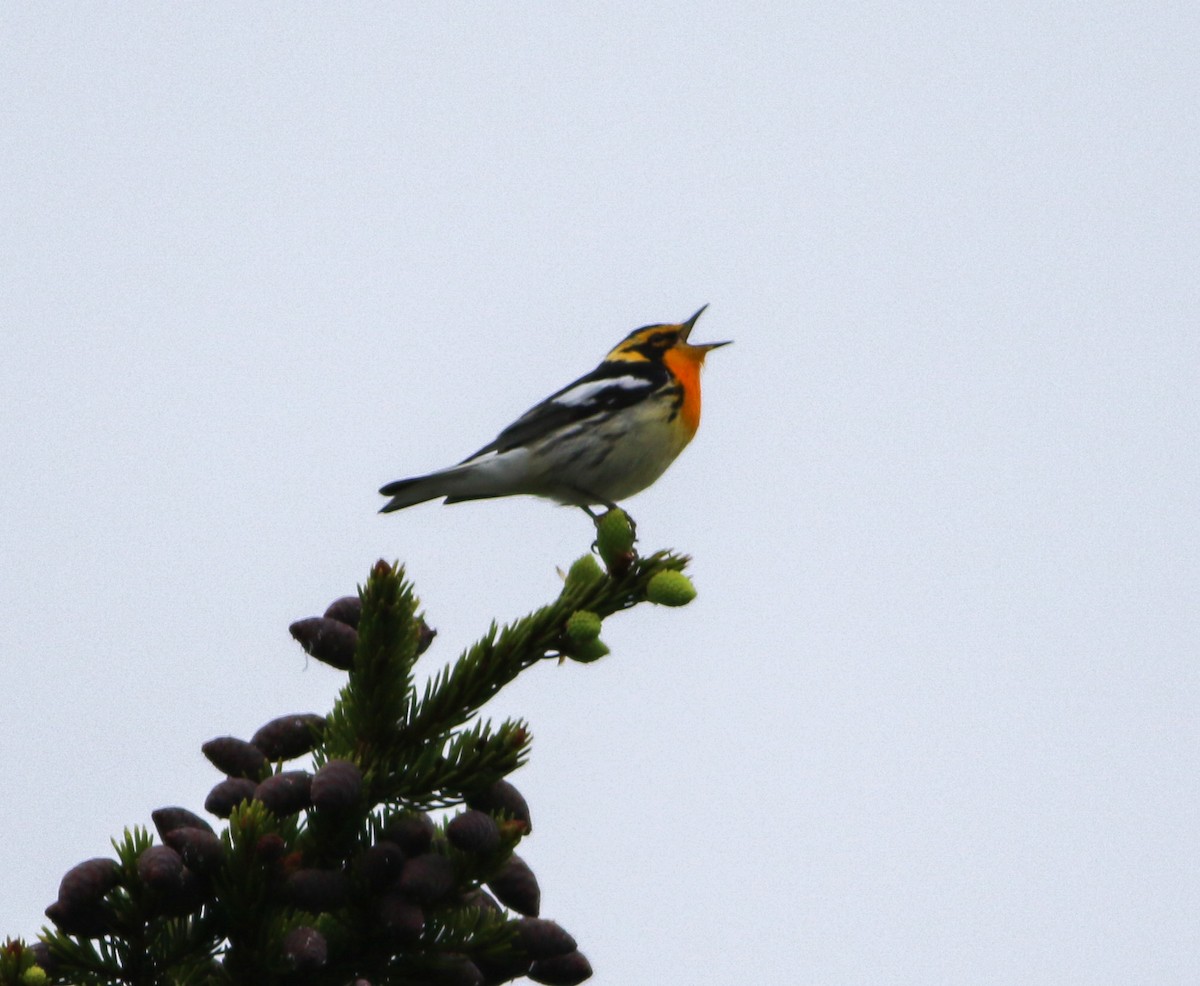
[679,304,732,350]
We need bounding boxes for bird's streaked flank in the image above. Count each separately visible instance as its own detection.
[379,306,729,516]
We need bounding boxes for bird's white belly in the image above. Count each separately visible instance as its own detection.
[533,399,692,504]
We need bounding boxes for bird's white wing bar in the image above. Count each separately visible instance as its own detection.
[552,375,652,408]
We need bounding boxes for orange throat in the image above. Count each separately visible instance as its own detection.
[663,348,705,437]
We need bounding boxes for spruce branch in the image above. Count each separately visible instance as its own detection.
[377,717,532,811]
[322,559,424,771]
[8,523,697,986]
[404,548,689,740]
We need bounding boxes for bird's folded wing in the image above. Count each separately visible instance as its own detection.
[462,366,662,460]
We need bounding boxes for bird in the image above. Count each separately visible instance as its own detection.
[379,305,730,516]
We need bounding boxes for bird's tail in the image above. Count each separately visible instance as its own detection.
[378,461,513,513]
[378,474,446,513]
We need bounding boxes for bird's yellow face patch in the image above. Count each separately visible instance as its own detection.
[605,326,680,363]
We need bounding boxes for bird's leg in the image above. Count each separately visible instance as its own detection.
[569,487,616,521]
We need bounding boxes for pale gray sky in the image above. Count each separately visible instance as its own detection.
[3,4,1198,984]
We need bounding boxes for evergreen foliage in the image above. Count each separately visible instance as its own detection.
[4,513,696,986]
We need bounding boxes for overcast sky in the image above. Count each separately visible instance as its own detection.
[3,4,1198,984]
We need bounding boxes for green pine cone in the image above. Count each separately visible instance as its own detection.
[595,509,636,570]
[646,570,697,606]
[567,636,610,663]
[564,554,605,590]
[565,610,602,642]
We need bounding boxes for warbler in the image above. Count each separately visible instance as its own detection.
[379,305,729,515]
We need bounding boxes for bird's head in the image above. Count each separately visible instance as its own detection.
[605,305,732,366]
